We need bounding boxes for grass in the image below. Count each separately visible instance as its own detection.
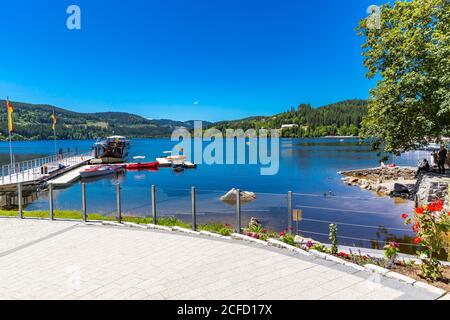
[0,210,191,228]
[199,222,234,236]
[0,210,237,235]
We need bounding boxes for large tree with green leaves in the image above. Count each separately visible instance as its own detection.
[357,0,449,153]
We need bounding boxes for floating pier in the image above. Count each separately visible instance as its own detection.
[0,153,94,190]
[47,165,92,187]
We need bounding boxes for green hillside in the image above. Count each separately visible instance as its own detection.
[209,99,367,137]
[0,99,367,140]
[0,100,200,140]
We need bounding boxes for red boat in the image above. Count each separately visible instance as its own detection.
[125,161,159,170]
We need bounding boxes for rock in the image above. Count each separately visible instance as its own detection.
[394,183,409,194]
[220,188,256,203]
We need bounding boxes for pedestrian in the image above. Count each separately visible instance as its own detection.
[437,145,447,174]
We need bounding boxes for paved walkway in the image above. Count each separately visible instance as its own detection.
[0,218,443,300]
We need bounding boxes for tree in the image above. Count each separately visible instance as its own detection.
[357,0,450,153]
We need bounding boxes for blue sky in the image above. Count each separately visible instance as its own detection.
[0,0,380,121]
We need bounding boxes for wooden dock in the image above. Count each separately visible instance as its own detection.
[47,165,92,187]
[0,154,93,189]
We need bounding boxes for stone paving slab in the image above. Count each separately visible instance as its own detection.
[0,218,78,255]
[0,219,444,300]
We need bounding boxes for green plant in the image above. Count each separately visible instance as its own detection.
[383,241,400,268]
[218,226,233,236]
[311,242,330,253]
[200,223,233,236]
[403,200,450,280]
[244,224,271,241]
[329,224,338,255]
[279,229,296,246]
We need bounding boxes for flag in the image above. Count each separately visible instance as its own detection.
[51,111,57,130]
[6,98,13,133]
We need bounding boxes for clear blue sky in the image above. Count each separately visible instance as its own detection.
[0,0,380,121]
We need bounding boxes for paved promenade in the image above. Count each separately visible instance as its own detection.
[0,218,444,300]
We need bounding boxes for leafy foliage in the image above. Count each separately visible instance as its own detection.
[357,0,450,153]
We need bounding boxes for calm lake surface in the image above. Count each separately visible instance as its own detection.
[0,138,430,252]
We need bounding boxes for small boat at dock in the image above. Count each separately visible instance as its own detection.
[80,165,123,178]
[125,156,159,170]
[126,162,159,170]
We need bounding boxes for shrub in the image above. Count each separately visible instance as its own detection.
[403,199,450,280]
[279,229,296,246]
[329,224,338,255]
[383,241,400,269]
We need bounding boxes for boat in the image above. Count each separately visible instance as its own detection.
[125,156,159,170]
[92,136,130,163]
[80,165,123,178]
[171,160,185,172]
[126,162,159,170]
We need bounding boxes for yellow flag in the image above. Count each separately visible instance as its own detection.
[51,111,57,130]
[6,98,13,133]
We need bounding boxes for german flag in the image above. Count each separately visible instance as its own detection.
[6,98,13,133]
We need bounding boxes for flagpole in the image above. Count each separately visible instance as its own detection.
[53,109,57,163]
[6,97,14,174]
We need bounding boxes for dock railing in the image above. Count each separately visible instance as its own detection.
[0,150,92,186]
[1,180,433,256]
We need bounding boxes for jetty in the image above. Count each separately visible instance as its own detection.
[0,152,93,190]
[47,164,92,187]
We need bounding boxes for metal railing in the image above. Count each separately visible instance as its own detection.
[5,182,432,254]
[0,150,92,185]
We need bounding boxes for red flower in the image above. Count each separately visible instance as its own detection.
[415,207,425,214]
[427,200,443,212]
[338,252,349,258]
[413,237,422,244]
[412,221,420,233]
[401,214,408,219]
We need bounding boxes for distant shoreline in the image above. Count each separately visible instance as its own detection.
[323,135,358,139]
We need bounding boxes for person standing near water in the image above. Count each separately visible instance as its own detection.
[437,145,447,174]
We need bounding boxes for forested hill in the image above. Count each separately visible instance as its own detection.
[0,99,367,140]
[0,100,206,140]
[209,99,368,137]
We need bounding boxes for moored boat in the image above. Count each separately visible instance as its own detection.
[92,136,130,163]
[80,165,123,178]
[126,162,159,170]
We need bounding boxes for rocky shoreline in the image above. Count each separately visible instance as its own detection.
[340,167,449,210]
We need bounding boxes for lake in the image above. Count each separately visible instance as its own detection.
[0,138,430,252]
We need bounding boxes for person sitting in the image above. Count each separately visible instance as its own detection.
[416,159,430,176]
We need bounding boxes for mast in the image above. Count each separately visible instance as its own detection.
[6,97,14,173]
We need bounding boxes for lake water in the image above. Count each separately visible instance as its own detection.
[0,138,431,252]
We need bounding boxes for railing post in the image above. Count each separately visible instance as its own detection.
[49,183,54,220]
[151,185,157,225]
[18,182,23,218]
[288,191,293,234]
[81,183,87,222]
[116,183,122,223]
[191,186,197,231]
[235,188,241,233]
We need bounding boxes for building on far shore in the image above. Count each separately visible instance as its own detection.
[281,124,299,129]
